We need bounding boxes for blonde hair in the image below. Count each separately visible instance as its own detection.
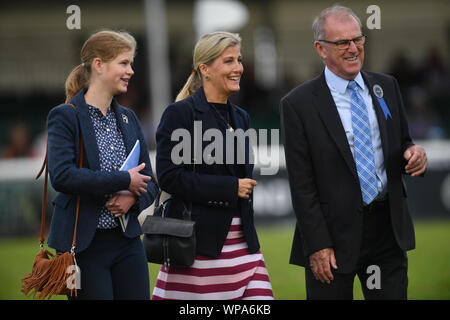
[175,31,241,102]
[65,30,137,103]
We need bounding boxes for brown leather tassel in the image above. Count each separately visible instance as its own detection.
[21,250,53,297]
[21,250,77,299]
[37,252,75,299]
[21,104,83,299]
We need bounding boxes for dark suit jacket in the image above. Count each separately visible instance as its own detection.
[156,87,260,257]
[280,70,415,273]
[47,88,158,253]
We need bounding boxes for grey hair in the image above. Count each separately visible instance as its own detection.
[312,5,362,41]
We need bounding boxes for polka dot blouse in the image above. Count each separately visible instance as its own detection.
[88,105,127,229]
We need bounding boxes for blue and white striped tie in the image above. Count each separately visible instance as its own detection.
[348,80,378,204]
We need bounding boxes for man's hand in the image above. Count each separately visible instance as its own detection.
[309,248,338,284]
[404,145,427,177]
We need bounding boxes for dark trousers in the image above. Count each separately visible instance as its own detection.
[305,199,408,300]
[69,227,150,300]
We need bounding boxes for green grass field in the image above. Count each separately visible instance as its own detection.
[1,220,449,300]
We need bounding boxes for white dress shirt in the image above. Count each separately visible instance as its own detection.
[324,66,387,198]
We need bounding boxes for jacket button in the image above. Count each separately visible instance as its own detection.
[248,199,252,203]
[225,201,229,206]
[213,201,218,206]
[219,201,223,206]
[208,201,212,205]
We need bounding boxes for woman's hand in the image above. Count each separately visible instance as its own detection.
[238,178,257,199]
[106,190,137,217]
[128,163,151,196]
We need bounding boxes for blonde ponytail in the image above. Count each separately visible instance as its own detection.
[175,70,202,102]
[65,64,89,103]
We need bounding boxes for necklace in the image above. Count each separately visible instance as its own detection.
[209,103,234,133]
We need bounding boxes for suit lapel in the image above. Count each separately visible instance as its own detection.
[228,105,250,177]
[192,87,241,175]
[112,101,135,155]
[313,72,358,181]
[192,88,248,177]
[72,91,137,170]
[361,71,390,171]
[76,105,101,170]
[71,90,101,170]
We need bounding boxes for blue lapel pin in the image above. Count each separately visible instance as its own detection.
[373,84,392,120]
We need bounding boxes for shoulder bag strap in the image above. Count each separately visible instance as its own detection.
[157,99,196,220]
[185,98,197,220]
[37,103,83,252]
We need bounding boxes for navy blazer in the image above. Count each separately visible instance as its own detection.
[281,71,415,273]
[156,87,260,257]
[47,88,158,253]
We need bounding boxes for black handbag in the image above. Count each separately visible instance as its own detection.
[142,193,196,269]
[142,99,197,270]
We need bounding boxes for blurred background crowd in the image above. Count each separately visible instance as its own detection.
[0,0,448,159]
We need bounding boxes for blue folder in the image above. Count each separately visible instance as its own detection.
[118,140,140,232]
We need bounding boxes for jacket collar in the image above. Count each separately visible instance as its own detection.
[191,86,219,113]
[190,86,243,129]
[70,88,121,114]
[190,86,252,177]
[312,70,391,181]
[68,88,134,170]
[313,71,358,180]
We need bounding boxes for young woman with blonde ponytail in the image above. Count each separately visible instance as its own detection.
[46,30,158,299]
[152,31,273,300]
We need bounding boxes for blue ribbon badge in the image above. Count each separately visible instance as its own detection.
[373,84,392,120]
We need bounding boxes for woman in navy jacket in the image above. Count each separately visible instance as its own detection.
[152,31,273,300]
[46,30,158,299]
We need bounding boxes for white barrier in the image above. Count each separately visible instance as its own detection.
[0,140,448,181]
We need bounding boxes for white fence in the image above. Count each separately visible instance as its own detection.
[0,140,449,235]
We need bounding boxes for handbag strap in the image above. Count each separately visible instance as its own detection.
[37,103,83,252]
[155,99,196,220]
[186,98,196,218]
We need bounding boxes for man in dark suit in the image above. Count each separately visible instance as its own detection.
[280,5,427,299]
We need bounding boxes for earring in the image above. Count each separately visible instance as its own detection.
[205,75,210,80]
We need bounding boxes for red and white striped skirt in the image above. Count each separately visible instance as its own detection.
[151,216,274,300]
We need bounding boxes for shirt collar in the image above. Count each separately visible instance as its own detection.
[324,66,365,94]
[88,104,112,119]
[71,88,116,115]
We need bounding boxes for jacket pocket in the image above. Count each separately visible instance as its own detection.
[320,202,329,218]
[402,179,408,198]
[51,193,73,209]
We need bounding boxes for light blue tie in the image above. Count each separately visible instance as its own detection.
[348,80,378,204]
